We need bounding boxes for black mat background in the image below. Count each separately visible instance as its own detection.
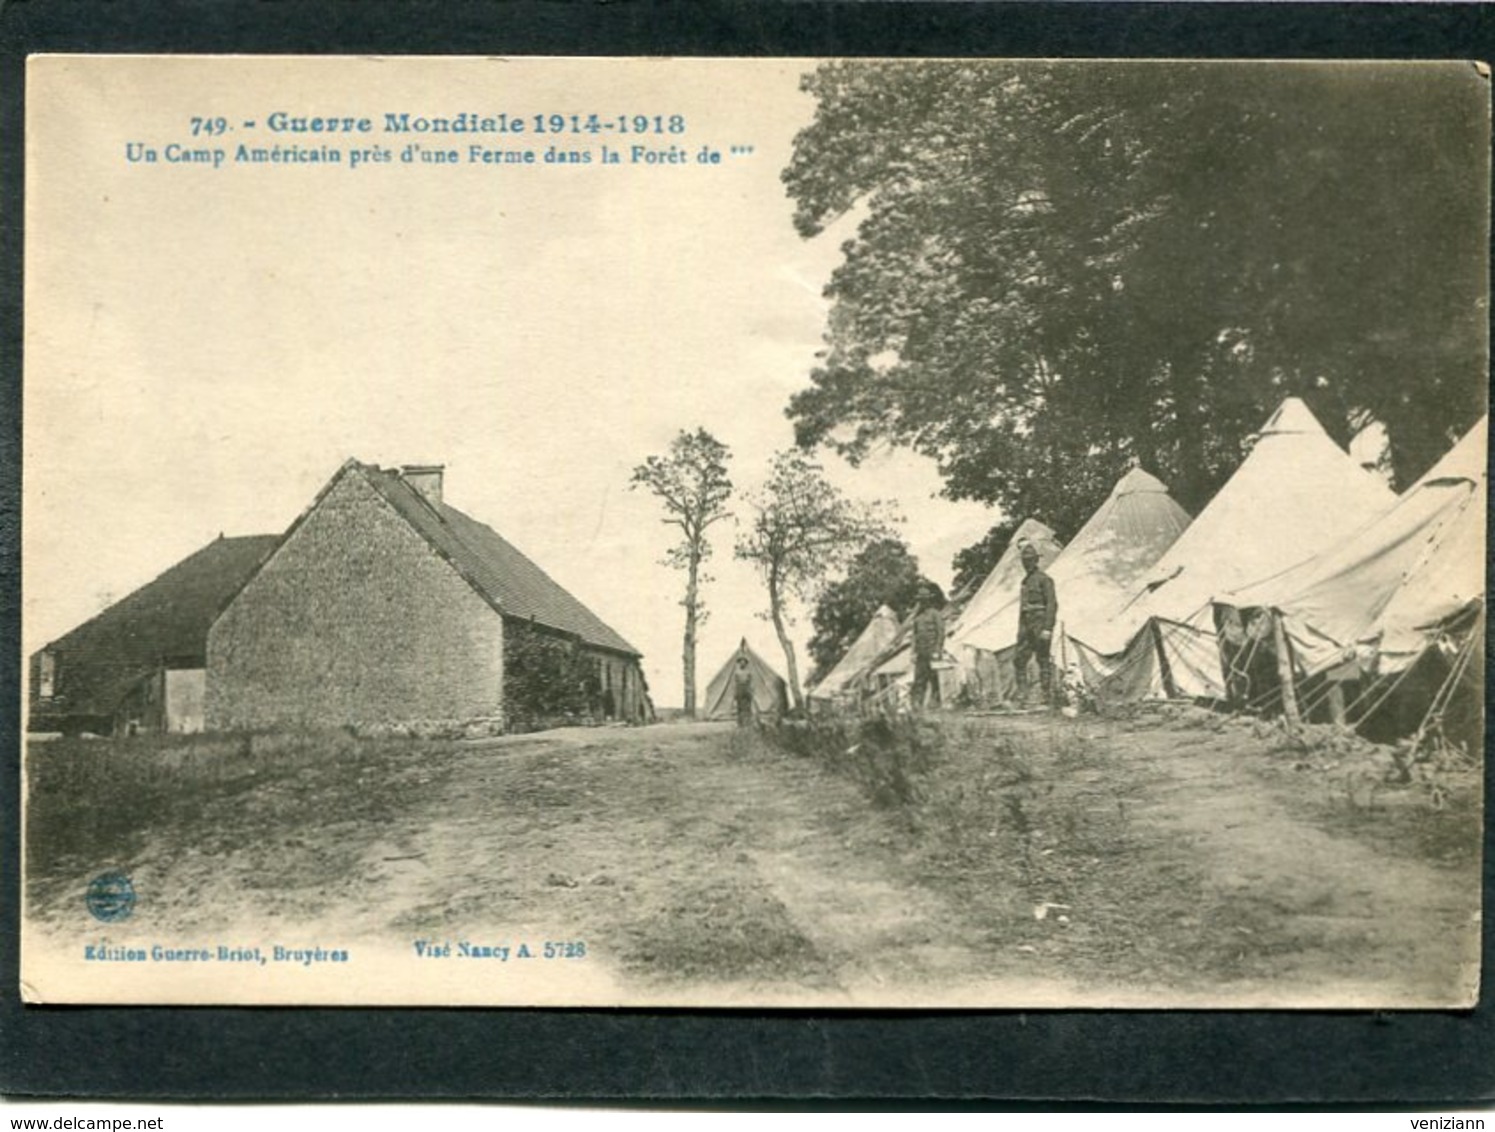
[0,0,1491,1105]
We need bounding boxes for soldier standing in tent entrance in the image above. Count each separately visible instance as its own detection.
[1013,543,1058,707]
[732,653,755,727]
[909,583,946,711]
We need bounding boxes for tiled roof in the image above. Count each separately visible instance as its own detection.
[33,534,279,717]
[362,465,641,657]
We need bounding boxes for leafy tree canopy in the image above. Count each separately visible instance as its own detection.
[784,61,1487,535]
[630,427,733,575]
[630,427,733,716]
[950,519,1022,599]
[736,449,897,707]
[807,537,925,683]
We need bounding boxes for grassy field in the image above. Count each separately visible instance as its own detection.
[24,709,1482,1005]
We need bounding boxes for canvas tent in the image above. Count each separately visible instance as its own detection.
[861,624,964,710]
[1069,398,1398,701]
[1216,415,1486,733]
[957,469,1192,703]
[1226,415,1486,675]
[702,640,790,721]
[808,604,901,705]
[943,518,1064,704]
[947,518,1065,647]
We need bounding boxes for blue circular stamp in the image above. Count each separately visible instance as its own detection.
[85,871,136,922]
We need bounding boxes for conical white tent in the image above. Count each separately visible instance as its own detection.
[1226,415,1487,678]
[808,604,901,703]
[861,613,965,709]
[947,518,1064,646]
[942,518,1064,704]
[701,640,790,720]
[1071,398,1398,700]
[960,468,1192,655]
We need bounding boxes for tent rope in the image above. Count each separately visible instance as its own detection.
[1407,612,1482,757]
[1332,651,1427,728]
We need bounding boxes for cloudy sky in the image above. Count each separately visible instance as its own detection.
[25,56,995,706]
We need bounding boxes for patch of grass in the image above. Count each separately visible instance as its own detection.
[720,724,777,764]
[24,731,464,917]
[772,716,947,808]
[758,714,1222,979]
[765,715,1104,908]
[1227,715,1484,871]
[616,876,834,987]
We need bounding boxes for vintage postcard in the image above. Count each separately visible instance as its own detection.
[20,55,1487,1007]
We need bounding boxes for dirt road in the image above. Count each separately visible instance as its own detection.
[944,711,1482,1006]
[25,714,1481,1006]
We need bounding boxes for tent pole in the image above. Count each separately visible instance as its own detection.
[1152,621,1178,698]
[1272,611,1301,727]
[1326,683,1347,728]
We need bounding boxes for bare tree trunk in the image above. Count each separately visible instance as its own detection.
[682,553,700,718]
[768,573,803,710]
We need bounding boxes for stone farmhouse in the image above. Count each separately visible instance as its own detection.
[28,534,279,735]
[30,460,649,735]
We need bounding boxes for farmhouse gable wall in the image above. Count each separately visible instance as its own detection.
[206,466,504,730]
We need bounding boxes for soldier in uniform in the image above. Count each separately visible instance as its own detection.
[732,653,756,727]
[909,583,946,711]
[1012,543,1058,706]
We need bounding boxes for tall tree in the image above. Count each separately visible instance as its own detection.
[631,429,733,718]
[783,61,1487,530]
[806,537,924,684]
[735,450,894,709]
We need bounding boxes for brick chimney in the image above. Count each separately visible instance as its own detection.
[400,464,444,507]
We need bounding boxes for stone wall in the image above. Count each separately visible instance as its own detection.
[207,469,504,730]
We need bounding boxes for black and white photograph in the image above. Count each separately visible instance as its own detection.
[20,55,1487,1008]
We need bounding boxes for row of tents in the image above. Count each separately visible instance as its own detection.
[807,397,1486,743]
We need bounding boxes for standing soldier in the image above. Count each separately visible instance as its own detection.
[909,583,946,711]
[1013,543,1058,707]
[732,653,756,727]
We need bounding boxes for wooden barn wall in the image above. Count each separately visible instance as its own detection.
[590,649,649,723]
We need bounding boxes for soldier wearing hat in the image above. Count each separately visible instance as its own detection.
[732,652,756,727]
[909,581,946,711]
[1013,543,1058,706]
